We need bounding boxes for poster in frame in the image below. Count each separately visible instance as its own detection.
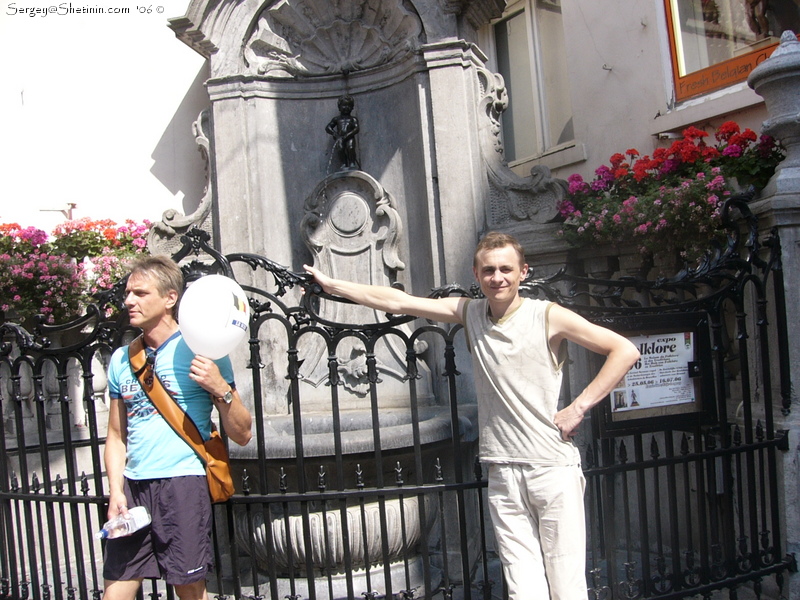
[592,312,715,438]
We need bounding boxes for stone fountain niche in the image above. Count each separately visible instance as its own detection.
[184,0,449,454]
[163,0,563,595]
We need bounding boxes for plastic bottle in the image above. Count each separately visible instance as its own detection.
[95,506,151,539]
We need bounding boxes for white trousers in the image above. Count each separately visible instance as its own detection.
[487,463,587,600]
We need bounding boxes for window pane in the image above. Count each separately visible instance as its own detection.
[495,11,538,162]
[669,0,799,76]
[535,0,573,147]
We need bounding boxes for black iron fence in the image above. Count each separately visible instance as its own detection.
[1,194,795,599]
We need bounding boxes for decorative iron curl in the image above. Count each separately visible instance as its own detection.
[227,253,313,299]
[428,283,475,299]
[0,322,39,355]
[299,283,416,331]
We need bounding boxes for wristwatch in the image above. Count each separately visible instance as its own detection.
[213,387,234,405]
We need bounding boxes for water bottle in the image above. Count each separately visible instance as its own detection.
[95,506,151,539]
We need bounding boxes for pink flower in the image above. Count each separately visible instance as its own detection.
[567,174,587,194]
[558,199,576,218]
[722,144,742,158]
[18,226,48,246]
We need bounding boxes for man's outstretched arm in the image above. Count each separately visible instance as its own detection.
[304,264,466,324]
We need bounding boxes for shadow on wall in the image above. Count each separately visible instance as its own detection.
[149,63,211,217]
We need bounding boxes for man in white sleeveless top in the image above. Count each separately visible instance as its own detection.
[305,231,640,599]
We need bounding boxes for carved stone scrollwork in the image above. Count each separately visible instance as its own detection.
[147,110,215,256]
[476,67,508,157]
[243,0,424,77]
[490,164,567,224]
[475,66,568,228]
[299,171,431,407]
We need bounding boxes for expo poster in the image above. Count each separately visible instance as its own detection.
[611,331,695,413]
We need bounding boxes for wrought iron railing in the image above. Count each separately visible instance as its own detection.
[1,193,795,599]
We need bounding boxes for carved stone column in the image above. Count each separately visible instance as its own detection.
[747,30,800,597]
[748,31,800,218]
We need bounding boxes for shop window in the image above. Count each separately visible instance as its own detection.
[489,0,573,164]
[665,0,800,101]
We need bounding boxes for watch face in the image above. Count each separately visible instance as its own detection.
[223,391,233,404]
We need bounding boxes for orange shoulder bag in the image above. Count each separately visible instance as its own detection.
[128,335,235,503]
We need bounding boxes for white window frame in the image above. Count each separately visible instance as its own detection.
[480,0,582,172]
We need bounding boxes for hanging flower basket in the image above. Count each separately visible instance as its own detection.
[557,121,784,263]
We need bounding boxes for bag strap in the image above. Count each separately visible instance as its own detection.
[128,335,209,466]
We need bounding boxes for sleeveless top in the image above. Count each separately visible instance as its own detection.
[464,298,581,466]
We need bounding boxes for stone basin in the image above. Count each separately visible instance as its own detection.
[253,405,475,459]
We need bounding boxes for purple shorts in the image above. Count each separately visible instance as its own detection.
[103,476,213,585]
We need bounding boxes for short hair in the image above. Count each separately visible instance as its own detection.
[473,231,526,267]
[128,255,184,313]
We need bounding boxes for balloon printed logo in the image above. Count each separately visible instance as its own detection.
[178,274,250,359]
[231,293,248,331]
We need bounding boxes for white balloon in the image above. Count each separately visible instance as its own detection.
[178,274,250,359]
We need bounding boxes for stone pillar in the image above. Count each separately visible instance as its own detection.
[422,41,489,285]
[747,30,800,597]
